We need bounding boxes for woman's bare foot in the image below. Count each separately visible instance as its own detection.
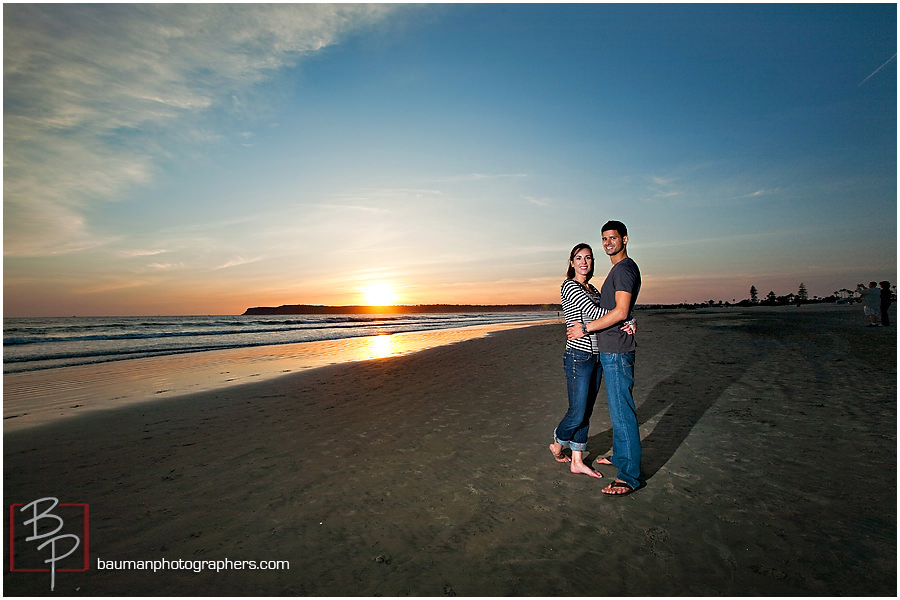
[549,442,571,463]
[570,450,602,478]
[595,456,613,465]
[570,462,603,478]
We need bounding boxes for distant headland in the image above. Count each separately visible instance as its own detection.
[243,304,562,315]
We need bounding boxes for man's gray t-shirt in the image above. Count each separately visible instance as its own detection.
[594,257,641,353]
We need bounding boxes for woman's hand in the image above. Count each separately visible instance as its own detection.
[621,319,636,335]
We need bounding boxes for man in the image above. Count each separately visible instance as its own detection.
[857,282,882,327]
[567,221,641,495]
[879,281,892,326]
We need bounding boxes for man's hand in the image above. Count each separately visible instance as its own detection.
[568,319,635,339]
[566,322,585,340]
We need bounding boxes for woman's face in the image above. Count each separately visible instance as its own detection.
[570,248,593,278]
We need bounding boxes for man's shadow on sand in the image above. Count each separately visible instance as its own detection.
[587,323,768,483]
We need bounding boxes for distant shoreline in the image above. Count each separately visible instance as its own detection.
[243,303,562,315]
[242,299,853,316]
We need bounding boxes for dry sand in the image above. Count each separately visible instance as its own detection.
[4,305,896,596]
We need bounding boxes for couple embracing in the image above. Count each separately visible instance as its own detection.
[548,221,642,496]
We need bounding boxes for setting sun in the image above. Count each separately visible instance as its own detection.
[363,284,397,307]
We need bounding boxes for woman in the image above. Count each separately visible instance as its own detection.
[549,243,634,478]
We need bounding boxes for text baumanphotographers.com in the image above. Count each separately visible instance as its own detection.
[96,558,290,573]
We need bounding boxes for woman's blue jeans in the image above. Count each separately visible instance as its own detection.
[598,351,641,490]
[555,348,602,452]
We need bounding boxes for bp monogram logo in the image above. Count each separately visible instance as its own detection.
[9,497,90,591]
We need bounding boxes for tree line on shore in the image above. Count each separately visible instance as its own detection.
[669,282,898,310]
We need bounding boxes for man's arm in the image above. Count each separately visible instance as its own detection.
[567,290,632,340]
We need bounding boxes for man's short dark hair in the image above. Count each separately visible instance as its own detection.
[601,220,628,237]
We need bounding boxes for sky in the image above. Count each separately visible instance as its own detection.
[3,3,897,317]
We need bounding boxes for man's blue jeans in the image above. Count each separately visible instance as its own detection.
[598,351,641,489]
[555,348,602,452]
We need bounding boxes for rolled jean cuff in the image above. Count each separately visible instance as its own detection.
[554,431,587,452]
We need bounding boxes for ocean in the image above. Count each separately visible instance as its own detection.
[3,312,559,374]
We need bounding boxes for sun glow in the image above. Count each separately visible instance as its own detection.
[362,283,396,307]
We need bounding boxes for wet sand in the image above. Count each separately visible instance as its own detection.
[3,305,896,596]
[3,320,556,432]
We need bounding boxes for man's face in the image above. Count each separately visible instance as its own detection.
[601,230,627,257]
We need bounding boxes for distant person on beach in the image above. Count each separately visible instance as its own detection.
[879,281,892,326]
[567,221,642,496]
[857,282,882,327]
[549,243,635,478]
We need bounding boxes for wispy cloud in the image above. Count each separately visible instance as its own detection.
[432,173,529,184]
[3,4,401,257]
[312,203,393,214]
[215,256,264,270]
[738,188,779,200]
[118,249,170,258]
[646,174,683,201]
[330,187,443,206]
[643,168,782,207]
[71,277,157,296]
[523,195,553,207]
[635,230,781,250]
[146,263,184,271]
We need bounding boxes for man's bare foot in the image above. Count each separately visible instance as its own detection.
[595,456,613,465]
[570,462,603,478]
[601,480,635,495]
[549,443,571,463]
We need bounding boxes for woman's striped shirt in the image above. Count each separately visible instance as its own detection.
[561,278,607,353]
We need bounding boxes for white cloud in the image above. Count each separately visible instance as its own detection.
[3,4,402,257]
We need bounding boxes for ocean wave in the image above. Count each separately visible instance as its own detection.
[3,311,556,373]
[2,322,417,346]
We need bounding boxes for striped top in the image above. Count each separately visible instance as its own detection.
[561,278,607,353]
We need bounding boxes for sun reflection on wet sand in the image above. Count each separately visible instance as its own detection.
[366,334,395,360]
[3,319,561,432]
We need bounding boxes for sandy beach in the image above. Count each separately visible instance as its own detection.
[4,304,896,596]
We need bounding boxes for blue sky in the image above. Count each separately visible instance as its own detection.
[4,3,896,316]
